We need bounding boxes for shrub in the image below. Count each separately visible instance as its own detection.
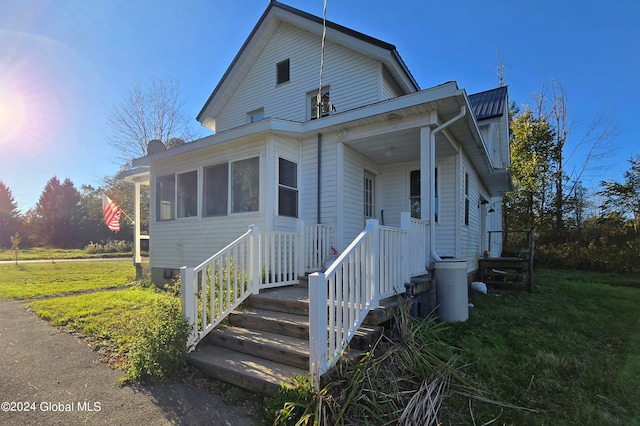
[122,296,192,383]
[85,240,132,255]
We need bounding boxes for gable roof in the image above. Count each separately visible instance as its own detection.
[468,86,508,120]
[196,0,419,126]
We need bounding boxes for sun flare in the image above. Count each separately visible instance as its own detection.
[0,90,27,145]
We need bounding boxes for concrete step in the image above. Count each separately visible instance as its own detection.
[188,345,307,395]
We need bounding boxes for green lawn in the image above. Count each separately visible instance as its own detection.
[0,260,136,299]
[29,287,172,369]
[443,268,640,425]
[0,247,132,261]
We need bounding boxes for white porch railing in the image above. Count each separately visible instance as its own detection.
[308,214,430,384]
[402,212,430,277]
[309,219,380,381]
[260,231,300,288]
[181,226,260,348]
[181,222,334,347]
[303,223,332,272]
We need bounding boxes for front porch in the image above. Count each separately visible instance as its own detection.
[180,213,432,391]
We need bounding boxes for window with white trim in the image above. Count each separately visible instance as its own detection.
[177,171,197,218]
[409,168,438,221]
[231,157,259,213]
[247,108,264,124]
[276,59,290,85]
[278,158,298,217]
[203,157,260,216]
[308,86,333,120]
[203,163,229,217]
[156,174,175,221]
[464,172,470,226]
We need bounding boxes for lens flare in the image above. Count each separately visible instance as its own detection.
[0,89,27,145]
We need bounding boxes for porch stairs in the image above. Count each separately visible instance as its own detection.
[187,279,401,395]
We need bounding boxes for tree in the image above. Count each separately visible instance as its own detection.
[0,181,21,248]
[599,157,640,235]
[32,177,83,248]
[107,77,198,166]
[504,106,555,233]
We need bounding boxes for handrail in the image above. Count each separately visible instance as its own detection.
[309,219,380,382]
[181,225,259,348]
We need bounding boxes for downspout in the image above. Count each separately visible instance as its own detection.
[317,133,322,224]
[430,105,466,263]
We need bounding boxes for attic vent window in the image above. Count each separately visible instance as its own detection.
[276,59,290,85]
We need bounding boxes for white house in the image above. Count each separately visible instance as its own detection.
[122,0,512,384]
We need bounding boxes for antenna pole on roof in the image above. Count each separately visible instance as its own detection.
[317,0,328,119]
[496,49,505,87]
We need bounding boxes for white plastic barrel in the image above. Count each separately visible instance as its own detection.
[435,259,468,322]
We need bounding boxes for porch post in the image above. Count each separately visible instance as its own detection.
[419,126,433,223]
[133,181,142,264]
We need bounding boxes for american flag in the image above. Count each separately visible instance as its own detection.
[102,194,123,232]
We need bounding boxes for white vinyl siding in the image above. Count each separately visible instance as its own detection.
[459,154,484,270]
[379,161,418,228]
[341,145,379,247]
[434,155,457,258]
[215,22,382,132]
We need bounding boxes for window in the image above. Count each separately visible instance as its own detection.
[278,158,298,217]
[410,170,420,219]
[276,59,290,85]
[247,108,264,124]
[156,174,175,221]
[464,172,470,226]
[232,157,259,213]
[308,86,333,120]
[410,168,438,221]
[364,172,375,219]
[177,171,197,218]
[435,168,438,223]
[203,163,228,217]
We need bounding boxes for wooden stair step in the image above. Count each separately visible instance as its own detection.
[204,324,309,369]
[229,307,309,340]
[188,346,307,395]
[229,307,383,350]
[242,286,309,316]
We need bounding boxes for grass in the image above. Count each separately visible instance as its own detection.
[29,286,170,368]
[0,247,132,261]
[0,260,136,299]
[442,268,640,425]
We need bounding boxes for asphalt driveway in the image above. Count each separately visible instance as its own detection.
[0,298,256,425]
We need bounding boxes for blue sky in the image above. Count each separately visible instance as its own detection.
[1,0,638,212]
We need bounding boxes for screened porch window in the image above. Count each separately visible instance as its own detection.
[203,163,228,217]
[156,174,175,221]
[232,157,260,213]
[278,158,298,217]
[177,171,197,218]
